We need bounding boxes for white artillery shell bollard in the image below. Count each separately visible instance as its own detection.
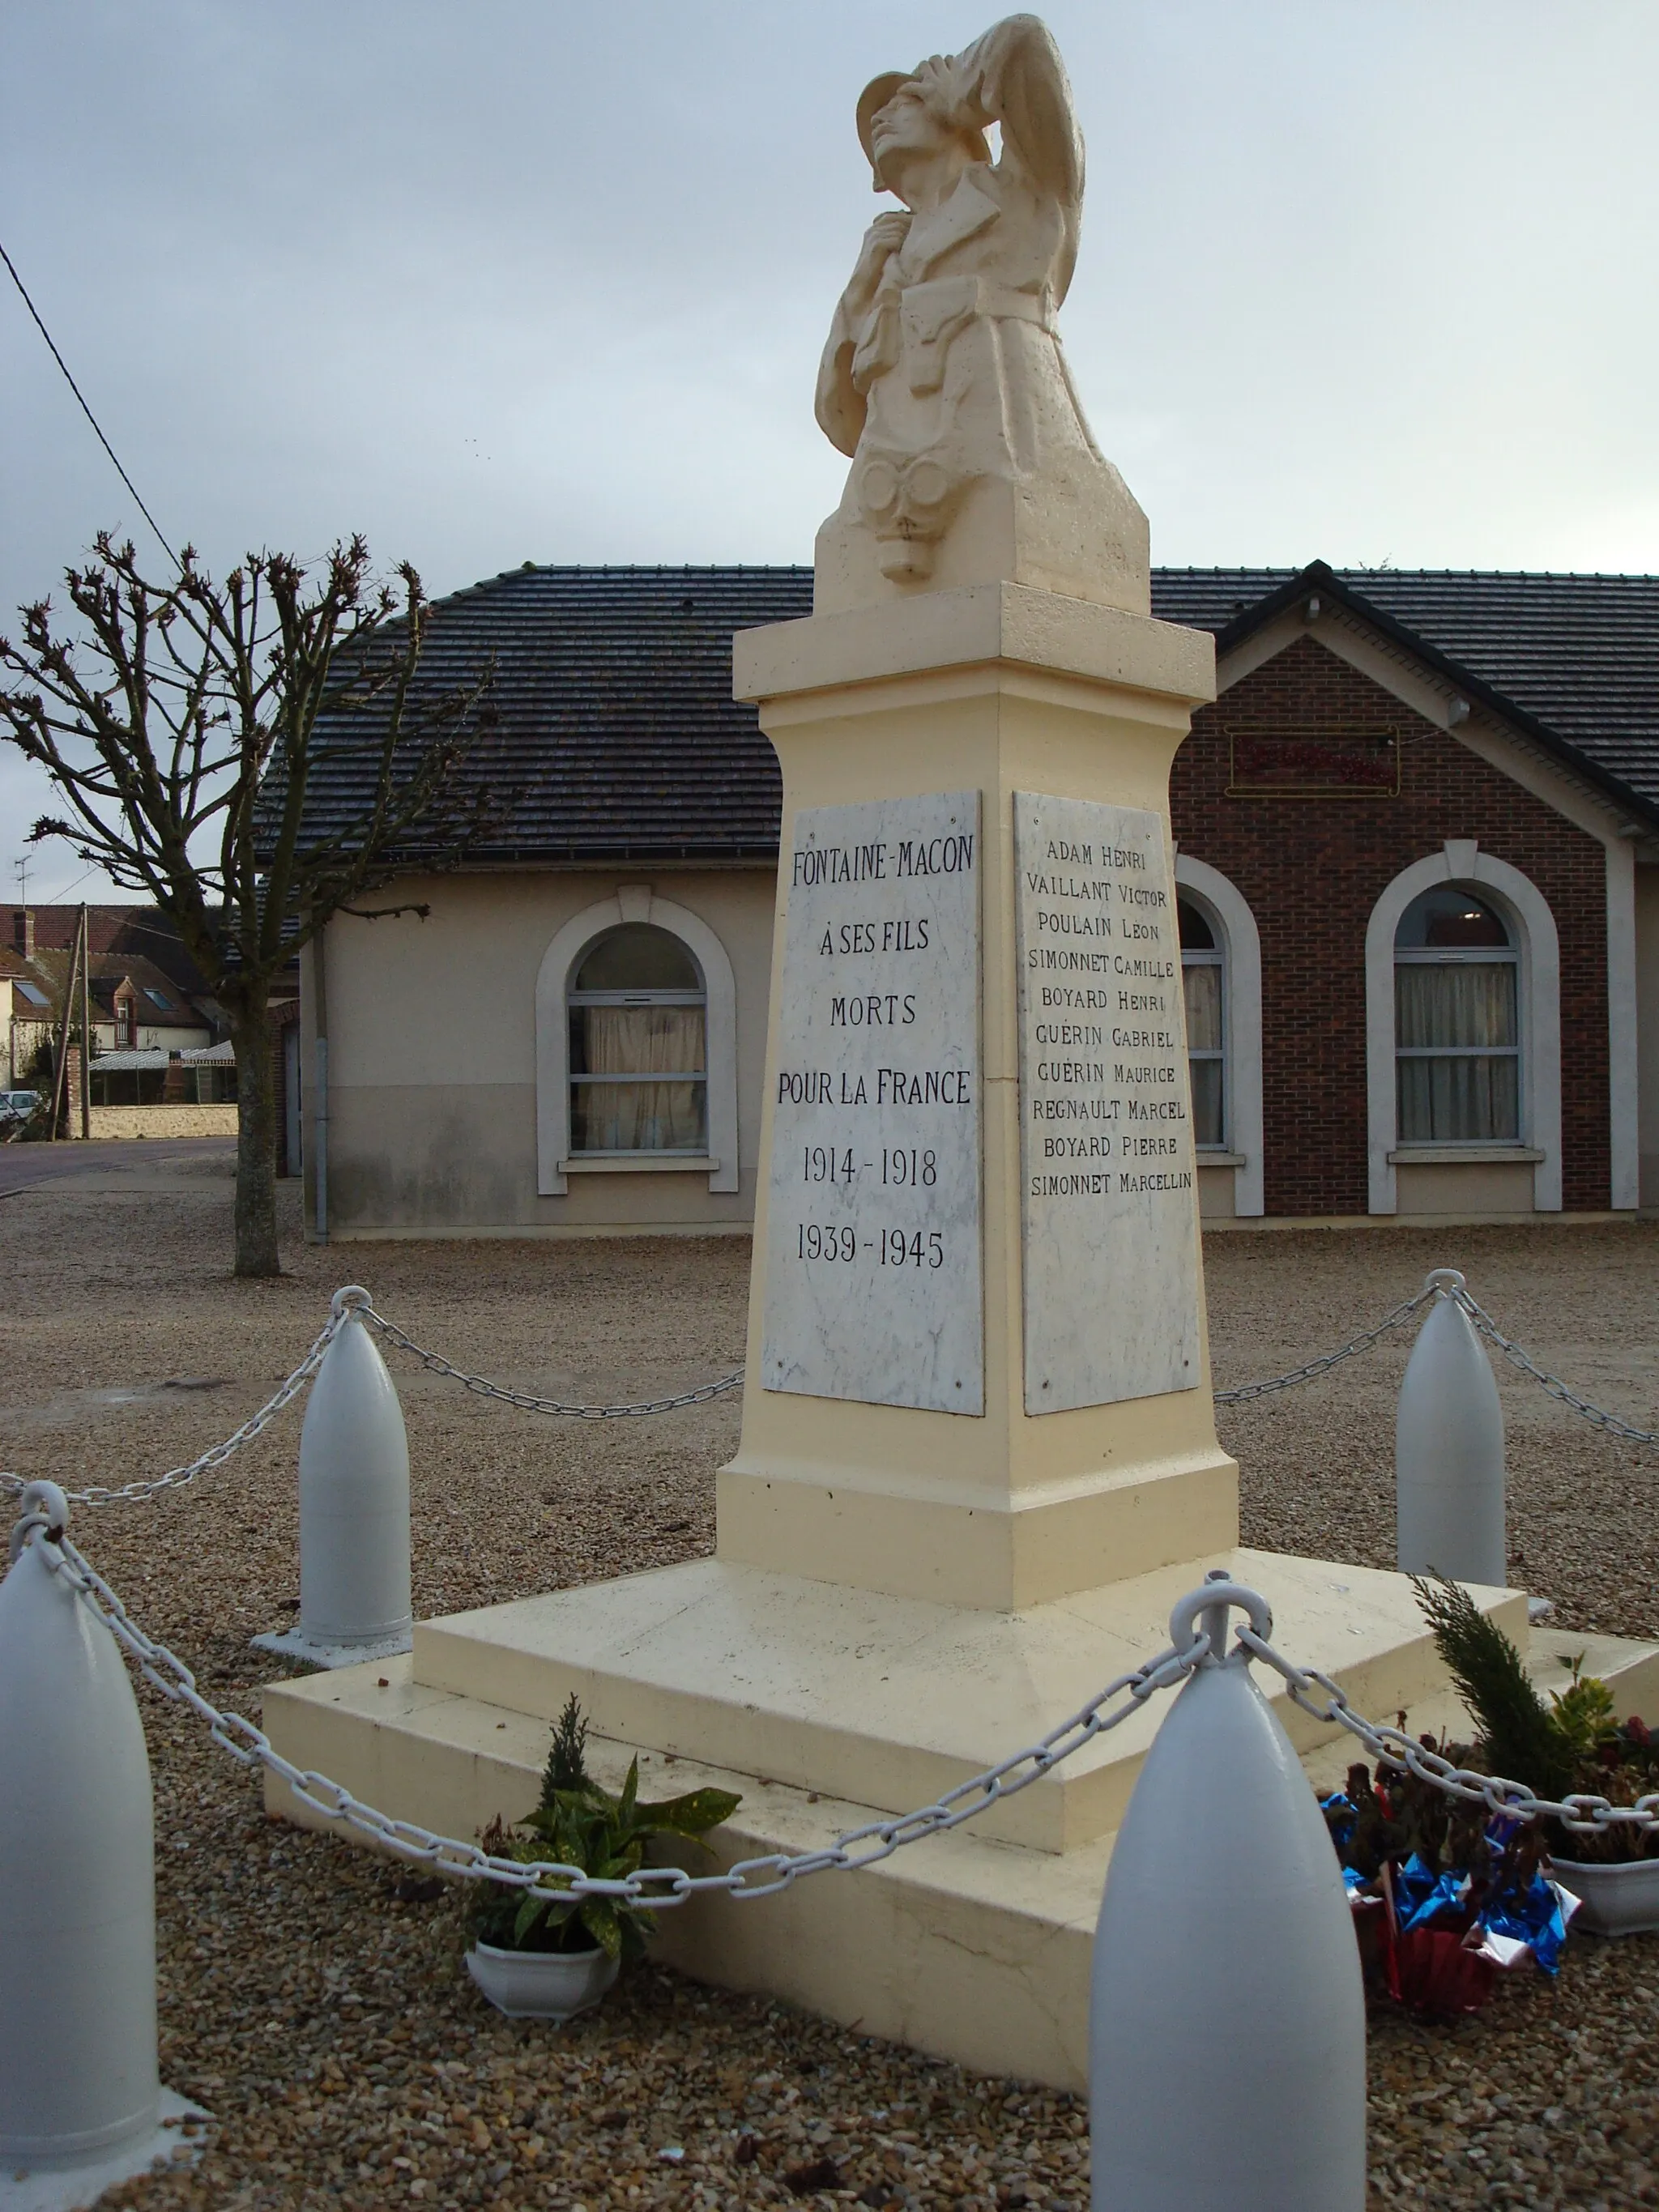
[1396,1268,1506,1588]
[0,1483,206,2206]
[1090,1576,1366,2212]
[252,1288,413,1669]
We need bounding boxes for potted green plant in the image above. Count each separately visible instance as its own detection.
[464,1695,740,2019]
[1414,1576,1659,1937]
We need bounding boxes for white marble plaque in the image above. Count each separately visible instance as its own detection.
[761,792,983,1414]
[1015,791,1201,1413]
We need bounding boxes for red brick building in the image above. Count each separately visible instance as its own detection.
[1155,565,1657,1223]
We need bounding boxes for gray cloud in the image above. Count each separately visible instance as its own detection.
[4,0,1657,899]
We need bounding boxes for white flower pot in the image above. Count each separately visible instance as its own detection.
[1548,1855,1659,1937]
[465,1941,620,2020]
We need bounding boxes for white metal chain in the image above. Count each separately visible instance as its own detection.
[14,1494,1201,1903]
[0,1308,348,1509]
[1212,1288,1435,1404]
[0,1289,743,1511]
[9,1271,1653,1522]
[15,1502,1657,1899]
[1214,1272,1659,1446]
[1238,1624,1659,1842]
[1452,1285,1659,1446]
[358,1301,744,1421]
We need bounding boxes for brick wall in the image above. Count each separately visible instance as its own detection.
[1171,633,1610,1216]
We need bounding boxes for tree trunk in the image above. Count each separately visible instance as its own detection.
[231,997,281,1278]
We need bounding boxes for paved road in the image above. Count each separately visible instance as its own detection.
[0,1135,236,1196]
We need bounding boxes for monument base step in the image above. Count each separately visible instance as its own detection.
[0,2092,210,2212]
[260,1615,1659,2093]
[258,1550,1659,2088]
[399,1547,1527,1853]
[262,1651,1114,2090]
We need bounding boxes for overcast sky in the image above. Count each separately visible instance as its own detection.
[4,0,1657,905]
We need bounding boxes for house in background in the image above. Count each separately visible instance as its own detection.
[14,900,219,998]
[288,560,1659,1240]
[6,907,216,1085]
[290,566,798,1237]
[0,947,39,1090]
[5,904,301,1149]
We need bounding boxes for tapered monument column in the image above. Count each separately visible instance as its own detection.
[721,584,1236,1609]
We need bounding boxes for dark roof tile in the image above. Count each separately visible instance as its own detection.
[293,565,811,867]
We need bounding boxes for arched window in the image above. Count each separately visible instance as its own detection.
[536,890,740,1196]
[1393,886,1519,1144]
[1179,897,1224,1149]
[567,923,707,1154]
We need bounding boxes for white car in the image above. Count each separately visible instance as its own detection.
[0,1089,41,1133]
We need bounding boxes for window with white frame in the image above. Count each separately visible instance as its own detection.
[1179,897,1225,1149]
[567,923,708,1154]
[1394,886,1519,1144]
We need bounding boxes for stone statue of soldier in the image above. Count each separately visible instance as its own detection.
[814,14,1149,616]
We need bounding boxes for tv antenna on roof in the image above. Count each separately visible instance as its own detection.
[12,856,28,906]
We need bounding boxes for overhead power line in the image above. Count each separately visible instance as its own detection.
[0,236,179,569]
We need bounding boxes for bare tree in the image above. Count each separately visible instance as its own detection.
[0,532,495,1276]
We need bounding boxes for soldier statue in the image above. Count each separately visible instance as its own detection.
[814,15,1149,614]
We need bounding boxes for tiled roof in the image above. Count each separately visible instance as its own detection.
[17,948,208,1025]
[292,560,1659,861]
[293,565,812,867]
[17,904,215,996]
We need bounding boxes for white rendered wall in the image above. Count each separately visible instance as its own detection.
[1636,865,1659,1208]
[304,869,774,1237]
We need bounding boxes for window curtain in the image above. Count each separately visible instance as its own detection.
[1396,962,1518,1142]
[571,1005,706,1151]
[1188,1060,1224,1148]
[1183,963,1222,1051]
[1183,961,1224,1146]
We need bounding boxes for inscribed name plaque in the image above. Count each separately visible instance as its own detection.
[1014,791,1201,1413]
[761,792,983,1414]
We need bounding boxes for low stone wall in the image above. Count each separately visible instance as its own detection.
[86,1105,240,1140]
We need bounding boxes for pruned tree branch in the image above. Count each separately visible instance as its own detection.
[0,531,500,1276]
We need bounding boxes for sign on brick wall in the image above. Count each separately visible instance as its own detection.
[1226,725,1400,797]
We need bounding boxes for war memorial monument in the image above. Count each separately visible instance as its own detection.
[263,15,1520,2086]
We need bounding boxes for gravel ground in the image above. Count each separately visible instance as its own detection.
[3,1154,1658,2210]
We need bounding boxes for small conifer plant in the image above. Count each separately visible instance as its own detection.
[469,1695,740,1959]
[1412,1575,1657,1861]
[1411,1574,1574,1801]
